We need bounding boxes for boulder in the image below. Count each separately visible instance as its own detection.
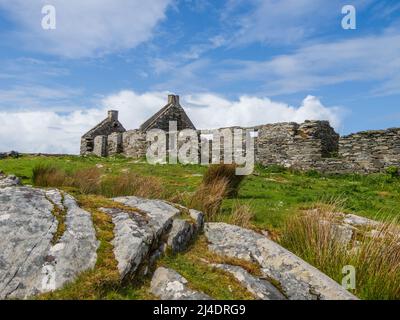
[101,197,204,279]
[150,267,211,300]
[0,186,98,299]
[205,223,358,300]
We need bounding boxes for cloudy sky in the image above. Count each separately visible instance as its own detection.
[0,0,399,154]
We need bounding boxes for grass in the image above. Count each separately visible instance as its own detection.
[202,163,245,197]
[280,204,400,300]
[189,177,229,220]
[39,194,155,300]
[32,164,165,200]
[47,192,67,245]
[2,155,400,231]
[158,236,260,300]
[227,202,254,228]
[2,155,400,300]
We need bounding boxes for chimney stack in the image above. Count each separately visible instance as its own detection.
[108,110,118,121]
[168,94,180,105]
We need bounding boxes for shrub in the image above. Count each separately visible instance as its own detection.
[386,166,399,178]
[32,164,66,187]
[190,177,229,221]
[203,164,245,197]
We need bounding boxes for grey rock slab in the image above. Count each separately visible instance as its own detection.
[212,264,286,300]
[166,219,194,253]
[189,209,204,230]
[41,193,98,293]
[150,267,212,300]
[343,214,380,228]
[100,207,153,278]
[113,196,180,237]
[0,187,56,299]
[0,186,98,299]
[103,197,204,277]
[205,223,358,300]
[0,173,21,188]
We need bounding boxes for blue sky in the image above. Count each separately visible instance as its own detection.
[0,0,399,153]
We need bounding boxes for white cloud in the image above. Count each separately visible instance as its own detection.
[0,0,171,58]
[182,94,342,129]
[0,90,343,154]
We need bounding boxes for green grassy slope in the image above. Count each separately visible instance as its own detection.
[2,155,399,231]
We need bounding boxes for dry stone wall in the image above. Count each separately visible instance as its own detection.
[122,130,148,158]
[82,120,400,175]
[256,121,339,170]
[338,128,400,173]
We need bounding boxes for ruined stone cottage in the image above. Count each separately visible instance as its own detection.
[81,94,400,174]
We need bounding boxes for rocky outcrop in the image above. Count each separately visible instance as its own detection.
[0,183,98,299]
[0,172,21,188]
[212,264,286,300]
[100,196,204,279]
[308,209,400,245]
[150,267,211,300]
[167,219,196,253]
[100,207,153,278]
[204,223,357,300]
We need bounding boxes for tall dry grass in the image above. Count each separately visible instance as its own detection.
[32,165,164,199]
[190,177,229,221]
[281,204,400,300]
[100,172,164,199]
[32,165,67,187]
[71,167,102,194]
[228,202,254,228]
[202,164,245,197]
[182,164,248,221]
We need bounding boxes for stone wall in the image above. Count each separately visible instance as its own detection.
[122,130,148,158]
[256,121,339,170]
[82,120,400,175]
[338,128,400,173]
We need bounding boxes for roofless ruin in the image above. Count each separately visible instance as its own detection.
[81,94,400,174]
